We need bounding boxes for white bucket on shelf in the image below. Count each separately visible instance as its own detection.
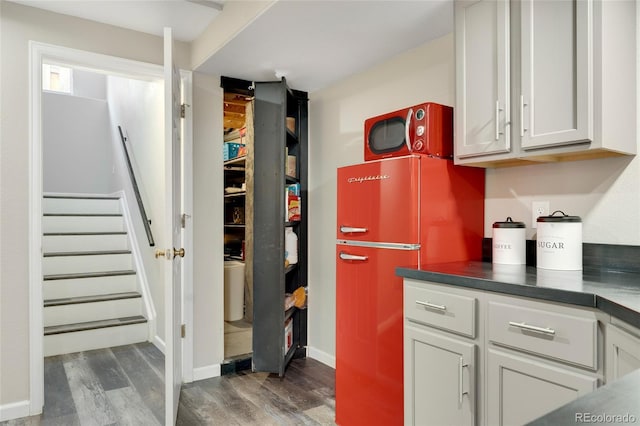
[224,260,245,321]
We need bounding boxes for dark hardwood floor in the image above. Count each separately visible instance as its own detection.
[1,343,336,425]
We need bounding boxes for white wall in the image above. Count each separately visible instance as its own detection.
[43,92,116,193]
[0,0,189,410]
[73,69,107,99]
[106,75,166,343]
[307,34,456,365]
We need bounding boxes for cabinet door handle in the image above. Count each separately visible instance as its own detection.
[520,95,528,137]
[495,100,503,141]
[340,226,368,234]
[339,252,368,261]
[459,357,468,406]
[509,321,555,336]
[415,300,446,311]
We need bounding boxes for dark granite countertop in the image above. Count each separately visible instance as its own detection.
[397,261,640,328]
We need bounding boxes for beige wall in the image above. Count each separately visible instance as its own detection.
[307,34,456,365]
[0,1,189,407]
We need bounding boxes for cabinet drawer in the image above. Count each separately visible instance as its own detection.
[405,283,476,338]
[488,301,597,369]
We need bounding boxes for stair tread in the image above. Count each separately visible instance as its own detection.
[44,249,131,257]
[44,291,141,307]
[44,195,120,200]
[44,270,136,281]
[44,315,147,335]
[44,231,127,236]
[44,213,122,217]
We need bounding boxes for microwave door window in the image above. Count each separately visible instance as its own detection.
[369,117,406,154]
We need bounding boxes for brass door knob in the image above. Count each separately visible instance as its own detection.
[174,248,185,258]
[155,249,168,259]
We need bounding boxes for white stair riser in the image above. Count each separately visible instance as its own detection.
[44,323,148,357]
[43,253,132,275]
[43,198,121,214]
[43,216,125,233]
[43,234,129,253]
[44,274,137,300]
[44,298,142,327]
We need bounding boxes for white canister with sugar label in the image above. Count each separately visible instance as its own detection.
[536,211,582,270]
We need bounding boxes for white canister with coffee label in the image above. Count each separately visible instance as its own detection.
[536,211,582,270]
[492,217,526,265]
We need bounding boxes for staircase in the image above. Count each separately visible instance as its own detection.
[43,194,149,356]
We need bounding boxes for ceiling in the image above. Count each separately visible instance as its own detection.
[9,0,454,93]
[8,0,225,42]
[198,0,454,92]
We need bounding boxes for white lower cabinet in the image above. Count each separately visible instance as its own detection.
[405,325,476,426]
[487,348,597,426]
[605,322,640,383]
[403,278,614,426]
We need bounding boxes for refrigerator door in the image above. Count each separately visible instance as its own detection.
[337,156,420,244]
[336,244,418,426]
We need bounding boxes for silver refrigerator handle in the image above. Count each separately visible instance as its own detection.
[340,225,368,234]
[339,251,368,261]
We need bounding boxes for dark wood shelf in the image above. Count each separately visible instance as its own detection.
[284,341,298,366]
[224,191,246,198]
[285,264,298,275]
[285,306,296,322]
[253,78,308,377]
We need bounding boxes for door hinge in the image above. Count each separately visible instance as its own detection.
[181,324,186,338]
[181,213,191,228]
[180,103,190,118]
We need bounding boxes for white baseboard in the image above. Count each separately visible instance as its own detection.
[0,399,31,422]
[193,364,221,381]
[308,346,336,369]
[153,335,166,354]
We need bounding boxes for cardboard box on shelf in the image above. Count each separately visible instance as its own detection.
[286,155,297,177]
[284,318,293,353]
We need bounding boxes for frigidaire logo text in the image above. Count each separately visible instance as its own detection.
[347,174,390,183]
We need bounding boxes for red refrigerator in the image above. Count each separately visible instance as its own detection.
[335,155,485,425]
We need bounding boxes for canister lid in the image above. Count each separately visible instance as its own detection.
[537,210,582,223]
[492,217,526,228]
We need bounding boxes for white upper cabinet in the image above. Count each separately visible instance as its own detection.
[455,0,636,167]
[520,0,590,149]
[455,0,510,158]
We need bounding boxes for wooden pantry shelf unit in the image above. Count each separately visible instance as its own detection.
[253,78,308,376]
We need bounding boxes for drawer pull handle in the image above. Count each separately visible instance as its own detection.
[459,357,468,406]
[416,300,447,311]
[509,321,555,336]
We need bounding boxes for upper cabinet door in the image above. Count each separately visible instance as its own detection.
[520,0,592,150]
[455,0,510,158]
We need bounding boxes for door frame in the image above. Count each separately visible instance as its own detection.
[28,41,193,414]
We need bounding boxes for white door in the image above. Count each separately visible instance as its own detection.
[487,347,597,425]
[404,325,476,426]
[520,0,592,150]
[455,0,510,159]
[163,27,183,426]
